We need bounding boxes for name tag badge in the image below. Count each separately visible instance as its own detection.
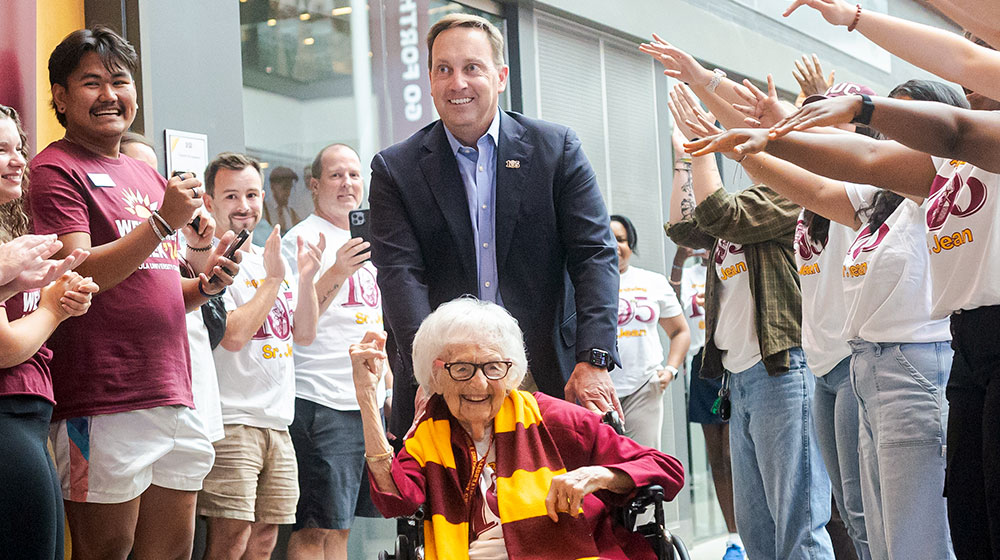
[87,173,116,188]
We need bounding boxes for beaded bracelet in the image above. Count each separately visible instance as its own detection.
[847,4,862,32]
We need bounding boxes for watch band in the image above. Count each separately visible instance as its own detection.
[577,348,615,371]
[851,94,875,126]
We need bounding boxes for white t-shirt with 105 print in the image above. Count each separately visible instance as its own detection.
[713,239,761,374]
[213,245,298,430]
[794,210,854,376]
[925,157,1000,318]
[841,184,950,343]
[281,214,386,411]
[614,265,683,397]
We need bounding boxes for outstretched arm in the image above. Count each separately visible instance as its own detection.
[672,84,859,227]
[785,0,1000,100]
[926,0,1000,55]
[772,95,1000,173]
[686,128,937,198]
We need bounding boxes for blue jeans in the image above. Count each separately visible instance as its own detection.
[849,340,955,560]
[729,347,834,559]
[814,357,871,560]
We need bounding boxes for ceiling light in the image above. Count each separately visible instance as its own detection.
[331,7,352,16]
[299,12,311,20]
[303,37,315,45]
[266,18,277,26]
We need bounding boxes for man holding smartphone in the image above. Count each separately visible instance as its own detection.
[281,143,381,560]
[196,151,324,559]
[30,26,240,560]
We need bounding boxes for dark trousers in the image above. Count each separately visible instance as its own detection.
[0,395,64,560]
[947,306,1000,559]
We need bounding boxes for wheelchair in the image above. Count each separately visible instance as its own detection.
[378,412,691,560]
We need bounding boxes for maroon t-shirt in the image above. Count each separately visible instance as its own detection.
[28,139,192,420]
[0,289,54,403]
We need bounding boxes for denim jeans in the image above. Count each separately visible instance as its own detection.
[814,357,871,560]
[729,347,834,560]
[849,340,955,560]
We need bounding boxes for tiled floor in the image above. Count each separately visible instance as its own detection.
[688,535,734,560]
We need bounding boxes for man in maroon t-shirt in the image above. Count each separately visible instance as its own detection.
[28,26,240,560]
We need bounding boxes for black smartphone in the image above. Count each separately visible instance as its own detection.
[349,209,371,244]
[209,229,249,283]
[172,171,201,231]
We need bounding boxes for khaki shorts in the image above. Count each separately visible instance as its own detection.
[197,424,298,524]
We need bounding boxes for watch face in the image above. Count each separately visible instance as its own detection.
[591,349,609,367]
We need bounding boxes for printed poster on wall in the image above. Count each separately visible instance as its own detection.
[164,129,209,177]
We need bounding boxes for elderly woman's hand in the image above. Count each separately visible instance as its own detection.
[350,331,388,401]
[544,466,635,522]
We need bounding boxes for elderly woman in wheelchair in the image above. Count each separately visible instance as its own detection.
[350,298,685,560]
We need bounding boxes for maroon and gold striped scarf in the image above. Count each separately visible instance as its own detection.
[402,390,600,560]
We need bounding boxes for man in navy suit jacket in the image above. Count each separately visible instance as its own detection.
[370,13,621,438]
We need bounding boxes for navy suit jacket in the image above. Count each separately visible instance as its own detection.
[369,111,620,436]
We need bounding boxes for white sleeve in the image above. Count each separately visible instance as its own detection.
[656,273,683,319]
[842,182,881,213]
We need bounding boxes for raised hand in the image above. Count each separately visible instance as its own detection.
[199,229,241,295]
[684,128,772,159]
[262,225,286,281]
[639,33,713,87]
[297,233,326,282]
[349,330,388,397]
[57,273,99,317]
[769,95,862,137]
[670,84,722,140]
[182,207,216,252]
[159,172,204,231]
[733,74,793,128]
[793,54,836,97]
[3,238,90,296]
[330,237,370,281]
[39,272,98,320]
[783,0,857,27]
[0,235,60,286]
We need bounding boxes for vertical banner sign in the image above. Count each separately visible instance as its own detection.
[370,0,433,145]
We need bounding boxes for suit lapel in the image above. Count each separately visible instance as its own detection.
[419,122,476,279]
[495,113,534,269]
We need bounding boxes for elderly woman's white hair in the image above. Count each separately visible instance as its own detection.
[412,298,528,392]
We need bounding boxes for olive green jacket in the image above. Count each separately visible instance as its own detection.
[665,186,802,379]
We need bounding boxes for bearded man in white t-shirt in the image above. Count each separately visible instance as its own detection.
[281,144,384,560]
[196,152,326,559]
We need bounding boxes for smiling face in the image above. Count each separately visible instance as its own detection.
[432,341,508,439]
[205,166,265,237]
[429,27,508,147]
[0,118,26,205]
[311,145,363,228]
[52,51,137,151]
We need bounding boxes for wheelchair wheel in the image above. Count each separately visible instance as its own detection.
[377,551,392,560]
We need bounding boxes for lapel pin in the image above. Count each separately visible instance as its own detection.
[505,159,521,169]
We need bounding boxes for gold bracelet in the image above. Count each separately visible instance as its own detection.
[365,450,393,463]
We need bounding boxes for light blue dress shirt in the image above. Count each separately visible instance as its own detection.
[443,109,502,304]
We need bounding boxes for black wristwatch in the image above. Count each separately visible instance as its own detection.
[577,348,615,371]
[851,94,875,126]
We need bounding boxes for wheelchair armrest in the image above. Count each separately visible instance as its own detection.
[619,484,664,532]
